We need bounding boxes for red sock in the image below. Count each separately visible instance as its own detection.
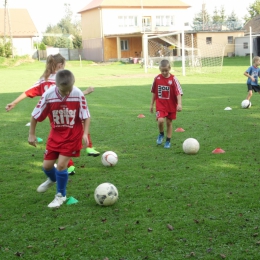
[67,159,74,168]
[88,133,93,148]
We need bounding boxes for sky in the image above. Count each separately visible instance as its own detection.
[2,0,255,33]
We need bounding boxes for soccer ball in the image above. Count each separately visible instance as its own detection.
[94,183,119,206]
[241,99,251,109]
[101,151,118,166]
[183,138,200,155]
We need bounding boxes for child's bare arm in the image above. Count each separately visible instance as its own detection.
[28,117,38,147]
[150,93,156,113]
[82,87,94,95]
[177,94,182,112]
[244,71,255,82]
[5,92,28,112]
[82,118,90,147]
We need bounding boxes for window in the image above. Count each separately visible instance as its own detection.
[228,36,233,44]
[206,37,212,44]
[121,40,129,51]
[128,16,138,26]
[156,16,174,26]
[243,42,248,49]
[118,16,138,27]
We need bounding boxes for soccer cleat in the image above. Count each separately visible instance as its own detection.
[37,178,56,193]
[86,147,100,157]
[47,193,67,208]
[164,141,171,149]
[156,134,164,145]
[68,166,75,176]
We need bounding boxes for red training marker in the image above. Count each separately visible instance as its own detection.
[212,148,225,154]
[137,114,145,118]
[175,128,185,132]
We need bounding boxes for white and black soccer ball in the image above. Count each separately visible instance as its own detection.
[101,151,118,166]
[94,183,119,206]
[241,99,251,109]
[183,138,200,155]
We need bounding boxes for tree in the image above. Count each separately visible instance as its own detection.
[212,6,226,23]
[54,37,73,49]
[192,4,242,30]
[227,11,239,23]
[192,8,211,25]
[42,3,82,48]
[0,39,12,57]
[244,0,260,22]
[73,34,82,49]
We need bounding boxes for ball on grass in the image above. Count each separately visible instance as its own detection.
[241,99,251,109]
[101,151,118,166]
[94,183,118,206]
[183,138,200,155]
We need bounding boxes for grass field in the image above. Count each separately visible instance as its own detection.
[1,56,260,259]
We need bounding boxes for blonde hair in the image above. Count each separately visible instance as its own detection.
[253,56,260,65]
[41,54,65,81]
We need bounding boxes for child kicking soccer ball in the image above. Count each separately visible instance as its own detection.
[28,70,90,208]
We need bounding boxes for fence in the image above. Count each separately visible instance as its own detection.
[32,48,83,61]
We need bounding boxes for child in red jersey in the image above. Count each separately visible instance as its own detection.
[150,59,183,148]
[5,54,99,174]
[28,70,90,208]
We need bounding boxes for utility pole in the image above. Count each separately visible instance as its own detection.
[202,1,206,30]
[4,0,14,58]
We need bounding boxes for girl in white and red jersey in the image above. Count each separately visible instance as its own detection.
[150,59,183,149]
[5,54,99,174]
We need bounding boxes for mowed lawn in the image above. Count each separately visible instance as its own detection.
[1,56,260,259]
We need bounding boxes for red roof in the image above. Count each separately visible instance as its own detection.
[0,8,38,37]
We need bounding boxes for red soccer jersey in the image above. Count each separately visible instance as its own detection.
[32,86,90,154]
[25,74,56,97]
[151,74,183,112]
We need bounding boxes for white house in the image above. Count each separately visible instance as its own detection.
[0,8,38,56]
[78,0,191,62]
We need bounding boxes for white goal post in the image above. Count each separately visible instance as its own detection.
[143,31,185,75]
[142,30,225,75]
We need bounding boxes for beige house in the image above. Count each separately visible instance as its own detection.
[0,9,38,56]
[78,0,191,62]
[185,31,245,57]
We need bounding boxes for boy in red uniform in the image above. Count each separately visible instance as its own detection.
[28,70,90,208]
[5,54,100,169]
[150,59,183,148]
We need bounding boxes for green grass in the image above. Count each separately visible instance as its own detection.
[1,56,260,259]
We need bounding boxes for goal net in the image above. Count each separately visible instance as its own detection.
[143,31,225,74]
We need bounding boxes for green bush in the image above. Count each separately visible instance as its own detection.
[34,42,46,50]
[0,40,12,57]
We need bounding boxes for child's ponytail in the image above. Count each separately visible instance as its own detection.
[41,54,65,81]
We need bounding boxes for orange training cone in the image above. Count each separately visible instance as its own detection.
[212,148,225,154]
[175,128,185,132]
[137,114,145,118]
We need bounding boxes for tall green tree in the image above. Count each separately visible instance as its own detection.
[42,3,82,48]
[212,6,226,23]
[54,37,73,49]
[192,6,211,25]
[227,11,239,23]
[244,0,260,22]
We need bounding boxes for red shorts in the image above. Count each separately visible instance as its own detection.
[156,111,176,120]
[44,149,80,160]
